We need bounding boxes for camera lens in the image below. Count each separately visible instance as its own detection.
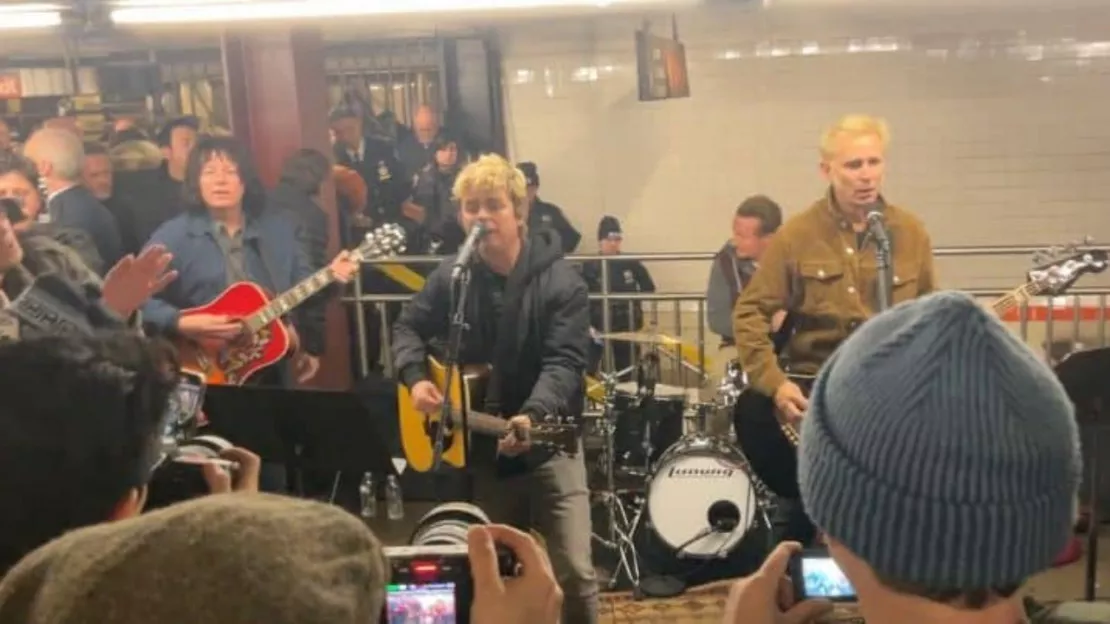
[409,502,491,546]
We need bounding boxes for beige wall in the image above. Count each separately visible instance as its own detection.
[497,2,1110,295]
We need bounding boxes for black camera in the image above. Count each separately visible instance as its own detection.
[381,503,518,624]
[146,372,239,510]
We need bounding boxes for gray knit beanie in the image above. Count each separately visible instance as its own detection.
[799,290,1082,589]
[0,493,389,624]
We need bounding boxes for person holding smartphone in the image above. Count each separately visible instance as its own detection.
[722,293,1097,624]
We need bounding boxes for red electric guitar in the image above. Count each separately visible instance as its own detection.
[177,224,405,385]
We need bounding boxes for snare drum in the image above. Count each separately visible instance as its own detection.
[611,382,687,473]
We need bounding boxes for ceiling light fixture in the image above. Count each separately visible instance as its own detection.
[109,0,681,25]
[0,9,62,30]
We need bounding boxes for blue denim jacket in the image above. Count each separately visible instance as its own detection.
[140,209,323,353]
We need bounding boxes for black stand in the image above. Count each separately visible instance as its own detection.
[434,266,474,503]
[201,386,397,499]
[870,225,893,312]
[1054,347,1110,602]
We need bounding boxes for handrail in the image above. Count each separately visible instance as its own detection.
[342,287,1110,304]
[360,244,1110,266]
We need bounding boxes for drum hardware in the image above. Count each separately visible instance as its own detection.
[719,360,746,408]
[589,371,645,589]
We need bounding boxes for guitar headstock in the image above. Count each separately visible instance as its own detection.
[526,416,578,456]
[1028,239,1108,297]
[354,224,407,261]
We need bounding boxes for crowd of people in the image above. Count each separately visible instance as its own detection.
[0,108,1105,624]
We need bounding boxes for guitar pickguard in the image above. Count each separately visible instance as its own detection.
[217,326,273,385]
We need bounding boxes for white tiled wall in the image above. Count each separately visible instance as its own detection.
[497,2,1110,294]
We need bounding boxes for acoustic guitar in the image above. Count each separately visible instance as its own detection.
[734,247,1109,500]
[396,356,579,473]
[177,224,406,385]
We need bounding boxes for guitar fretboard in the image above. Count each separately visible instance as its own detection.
[991,281,1043,316]
[243,268,335,333]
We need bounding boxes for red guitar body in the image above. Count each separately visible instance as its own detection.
[175,282,292,386]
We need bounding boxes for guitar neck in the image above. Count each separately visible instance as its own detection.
[465,410,514,438]
[244,267,335,333]
[991,281,1043,316]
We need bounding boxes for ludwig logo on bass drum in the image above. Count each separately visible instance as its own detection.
[666,463,736,478]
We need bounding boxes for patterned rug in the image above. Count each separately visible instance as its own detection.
[598,580,733,623]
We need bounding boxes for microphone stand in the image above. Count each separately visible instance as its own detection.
[870,222,894,312]
[434,265,474,503]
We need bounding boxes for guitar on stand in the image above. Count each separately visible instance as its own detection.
[733,244,1109,501]
[177,225,406,385]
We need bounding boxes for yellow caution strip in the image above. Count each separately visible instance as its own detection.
[374,263,426,292]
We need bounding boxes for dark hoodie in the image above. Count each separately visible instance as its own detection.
[392,228,590,475]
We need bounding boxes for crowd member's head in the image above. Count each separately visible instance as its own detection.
[42,116,80,137]
[278,148,331,198]
[0,151,43,229]
[799,291,1081,623]
[156,116,199,181]
[0,333,179,573]
[0,493,390,623]
[22,128,84,194]
[329,108,363,152]
[81,142,113,201]
[731,195,781,261]
[412,104,440,145]
[453,154,529,259]
[820,114,888,214]
[517,161,541,205]
[432,134,459,171]
[182,135,266,220]
[596,216,622,255]
[109,139,163,172]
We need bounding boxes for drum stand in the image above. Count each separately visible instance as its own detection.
[590,372,644,590]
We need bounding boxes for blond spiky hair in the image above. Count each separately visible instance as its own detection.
[452,153,530,222]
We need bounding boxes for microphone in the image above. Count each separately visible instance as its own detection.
[865,206,890,247]
[450,222,488,280]
[7,273,95,339]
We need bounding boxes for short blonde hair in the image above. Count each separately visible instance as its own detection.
[452,153,530,222]
[819,114,890,161]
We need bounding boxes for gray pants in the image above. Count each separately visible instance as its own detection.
[475,445,599,624]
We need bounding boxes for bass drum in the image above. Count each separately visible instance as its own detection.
[635,435,771,586]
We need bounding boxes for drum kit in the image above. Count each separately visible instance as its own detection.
[587,331,778,595]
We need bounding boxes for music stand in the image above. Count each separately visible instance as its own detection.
[1054,347,1110,601]
[202,386,397,500]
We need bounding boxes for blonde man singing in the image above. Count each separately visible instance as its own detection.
[732,114,938,543]
[392,154,598,623]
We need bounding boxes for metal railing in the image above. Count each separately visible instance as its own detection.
[344,245,1110,379]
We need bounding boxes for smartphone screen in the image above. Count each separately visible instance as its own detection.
[384,582,457,624]
[163,373,206,441]
[795,552,856,601]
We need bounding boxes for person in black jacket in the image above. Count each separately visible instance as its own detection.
[392,154,598,624]
[580,215,655,375]
[517,162,581,253]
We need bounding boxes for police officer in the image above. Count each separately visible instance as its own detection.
[518,162,581,253]
[329,107,406,227]
[407,134,465,255]
[581,216,655,375]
